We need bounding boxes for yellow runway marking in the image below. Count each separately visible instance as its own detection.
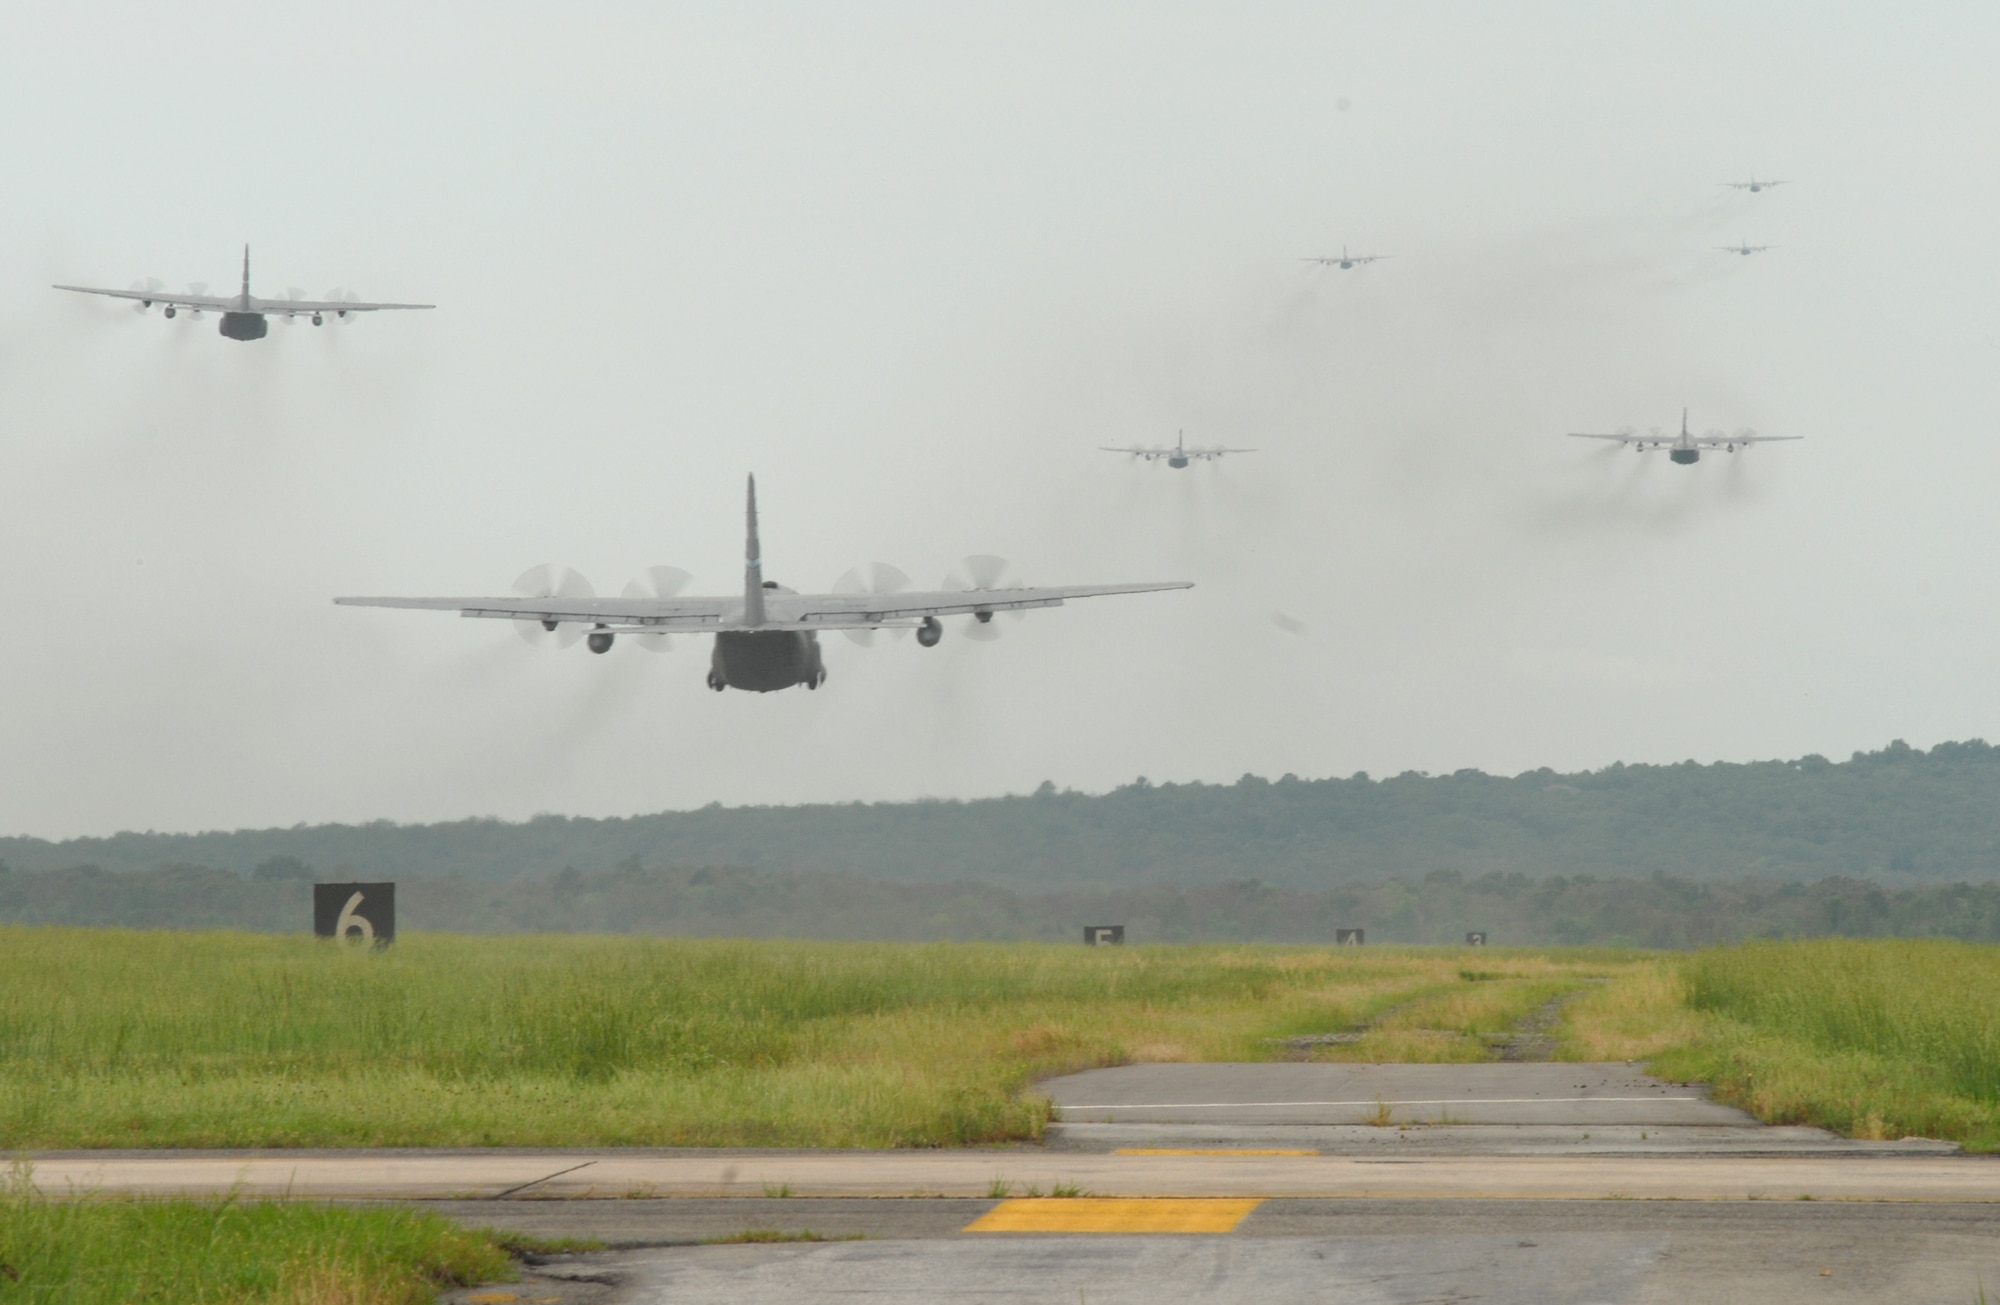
[1115,1148,1317,1156]
[965,1198,1263,1233]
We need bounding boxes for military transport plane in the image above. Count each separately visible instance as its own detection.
[1304,245,1388,269]
[1717,240,1771,256]
[1101,431,1256,468]
[1568,409,1802,465]
[1723,177,1788,194]
[54,247,432,341]
[335,477,1192,693]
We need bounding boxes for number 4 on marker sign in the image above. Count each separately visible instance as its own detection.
[336,892,374,947]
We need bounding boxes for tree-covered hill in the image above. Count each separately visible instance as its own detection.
[5,738,1999,888]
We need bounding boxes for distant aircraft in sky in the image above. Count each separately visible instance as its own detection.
[55,247,432,341]
[336,476,1192,693]
[1303,245,1388,269]
[1101,431,1257,469]
[1722,177,1788,194]
[1717,240,1771,256]
[1568,409,1802,465]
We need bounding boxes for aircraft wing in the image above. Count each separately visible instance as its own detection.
[249,296,434,314]
[780,582,1193,629]
[337,594,734,629]
[1692,433,1803,447]
[53,284,235,312]
[336,581,1192,633]
[1100,445,1254,461]
[1567,432,1638,444]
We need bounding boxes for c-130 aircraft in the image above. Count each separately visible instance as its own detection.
[1568,409,1802,465]
[1101,430,1256,468]
[55,246,432,341]
[337,477,1192,692]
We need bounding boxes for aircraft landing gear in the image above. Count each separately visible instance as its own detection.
[706,671,726,692]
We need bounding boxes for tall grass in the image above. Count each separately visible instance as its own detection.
[1650,939,2000,1148]
[0,927,1630,1149]
[0,1170,516,1304]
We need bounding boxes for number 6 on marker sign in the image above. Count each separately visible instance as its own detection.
[335,892,374,947]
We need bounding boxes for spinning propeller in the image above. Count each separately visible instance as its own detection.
[832,563,911,646]
[322,288,363,322]
[944,554,1024,642]
[125,278,165,313]
[620,566,692,651]
[510,564,594,647]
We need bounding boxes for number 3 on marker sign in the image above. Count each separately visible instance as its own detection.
[335,892,374,947]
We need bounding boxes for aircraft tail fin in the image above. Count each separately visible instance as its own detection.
[1681,407,1689,437]
[743,474,766,626]
[241,245,251,303]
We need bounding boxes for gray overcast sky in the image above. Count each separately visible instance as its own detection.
[2,2,1997,838]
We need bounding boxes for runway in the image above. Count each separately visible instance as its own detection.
[30,1063,1982,1203]
[26,1147,1999,1202]
[1039,1061,1757,1126]
[432,1198,2000,1305]
[28,1063,2000,1303]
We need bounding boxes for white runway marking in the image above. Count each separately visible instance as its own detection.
[1063,1096,1703,1110]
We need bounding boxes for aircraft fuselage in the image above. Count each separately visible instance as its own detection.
[709,629,826,693]
[220,311,268,341]
[1167,456,1190,468]
[1670,448,1700,465]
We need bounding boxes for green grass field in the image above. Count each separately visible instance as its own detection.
[0,926,1624,1149]
[1564,939,2000,1150]
[12,929,2000,1304]
[5,926,1997,1151]
[1667,939,2000,1149]
[0,1172,531,1304]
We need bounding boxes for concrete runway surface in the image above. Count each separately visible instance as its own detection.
[1039,1062,1757,1126]
[28,1147,1994,1200]
[29,1064,2000,1303]
[432,1198,2000,1305]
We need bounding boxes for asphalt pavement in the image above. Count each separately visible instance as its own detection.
[27,1063,1999,1304]
[435,1198,2000,1305]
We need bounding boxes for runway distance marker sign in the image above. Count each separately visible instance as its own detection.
[314,881,396,949]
